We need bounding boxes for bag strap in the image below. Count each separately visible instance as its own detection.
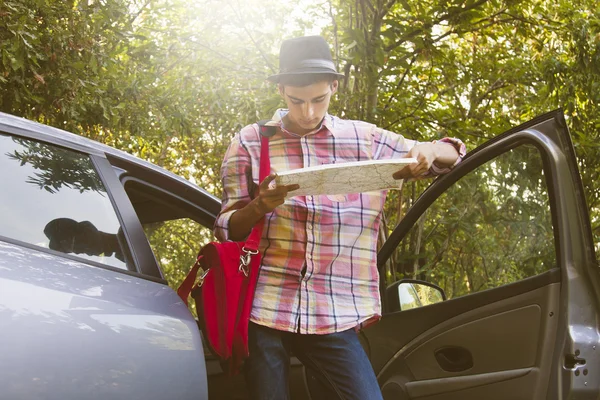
[176,121,272,305]
[243,121,273,252]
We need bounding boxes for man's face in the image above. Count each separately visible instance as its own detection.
[279,79,338,135]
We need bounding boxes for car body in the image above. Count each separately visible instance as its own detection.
[0,109,597,399]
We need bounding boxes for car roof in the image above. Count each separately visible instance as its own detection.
[0,111,220,204]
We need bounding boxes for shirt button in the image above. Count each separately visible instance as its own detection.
[307,224,313,230]
[306,195,312,201]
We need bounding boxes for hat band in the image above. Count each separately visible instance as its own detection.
[281,59,337,74]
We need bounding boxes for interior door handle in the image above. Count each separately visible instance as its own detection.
[434,346,473,372]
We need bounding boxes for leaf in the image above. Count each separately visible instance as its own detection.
[89,56,98,73]
[33,71,45,84]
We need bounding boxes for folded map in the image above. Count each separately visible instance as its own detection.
[275,158,417,198]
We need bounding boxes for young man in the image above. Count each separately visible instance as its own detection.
[215,36,466,400]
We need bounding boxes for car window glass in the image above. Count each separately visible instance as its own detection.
[142,218,214,298]
[0,134,127,269]
[386,144,555,300]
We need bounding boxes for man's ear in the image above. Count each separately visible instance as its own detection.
[278,84,285,97]
[331,80,339,94]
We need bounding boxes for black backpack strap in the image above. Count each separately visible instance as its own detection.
[257,119,277,137]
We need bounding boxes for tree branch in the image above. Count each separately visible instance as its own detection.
[128,0,152,26]
[362,0,376,14]
[328,0,341,73]
[228,0,277,73]
[382,51,419,111]
[384,0,491,52]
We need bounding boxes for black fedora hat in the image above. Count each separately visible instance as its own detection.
[267,36,345,83]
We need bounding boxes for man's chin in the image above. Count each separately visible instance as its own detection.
[300,124,318,131]
[299,119,320,130]
[285,117,322,134]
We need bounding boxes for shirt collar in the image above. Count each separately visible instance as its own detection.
[267,109,336,137]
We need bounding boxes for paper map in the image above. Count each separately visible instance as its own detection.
[276,158,417,198]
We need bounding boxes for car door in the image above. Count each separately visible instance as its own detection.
[0,127,208,400]
[364,110,600,399]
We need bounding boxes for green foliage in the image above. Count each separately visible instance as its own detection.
[143,219,214,317]
[391,145,555,297]
[7,136,104,194]
[322,0,599,265]
[0,0,598,296]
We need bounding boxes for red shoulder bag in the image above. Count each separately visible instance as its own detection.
[177,123,272,375]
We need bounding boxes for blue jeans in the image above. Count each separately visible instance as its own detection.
[245,322,383,400]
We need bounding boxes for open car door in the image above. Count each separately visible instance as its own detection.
[364,110,600,399]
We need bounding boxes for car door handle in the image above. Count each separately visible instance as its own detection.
[434,346,473,372]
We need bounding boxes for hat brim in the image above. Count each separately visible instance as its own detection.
[267,70,345,83]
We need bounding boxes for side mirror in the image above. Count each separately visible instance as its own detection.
[385,279,446,313]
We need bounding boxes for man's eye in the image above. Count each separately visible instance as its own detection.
[291,100,303,105]
[313,98,325,103]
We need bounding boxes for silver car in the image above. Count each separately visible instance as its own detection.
[0,110,597,399]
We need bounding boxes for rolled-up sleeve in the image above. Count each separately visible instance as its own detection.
[213,133,254,242]
[428,137,467,175]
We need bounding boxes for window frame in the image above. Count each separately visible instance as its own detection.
[91,155,165,279]
[0,131,154,279]
[378,116,572,314]
[115,176,218,276]
[384,142,555,301]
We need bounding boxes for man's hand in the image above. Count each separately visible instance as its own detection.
[393,142,460,180]
[253,173,299,215]
[228,174,299,241]
[393,144,437,180]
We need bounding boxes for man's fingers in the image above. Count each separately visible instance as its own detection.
[393,161,429,180]
[260,173,278,189]
[395,144,436,180]
[411,161,426,172]
[263,184,298,197]
[410,164,428,177]
[393,166,411,180]
[261,175,299,192]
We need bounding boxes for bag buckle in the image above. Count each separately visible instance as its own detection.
[196,268,210,288]
[239,247,259,277]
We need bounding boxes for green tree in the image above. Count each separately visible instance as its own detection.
[1,0,598,293]
[323,0,599,264]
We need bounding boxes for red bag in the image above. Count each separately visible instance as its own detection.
[177,124,272,375]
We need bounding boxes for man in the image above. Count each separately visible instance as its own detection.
[214,36,465,400]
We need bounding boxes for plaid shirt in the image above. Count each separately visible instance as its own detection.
[215,110,466,334]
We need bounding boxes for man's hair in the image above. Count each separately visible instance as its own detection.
[278,73,338,88]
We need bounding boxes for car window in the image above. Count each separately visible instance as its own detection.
[0,133,128,269]
[122,180,215,315]
[386,144,555,300]
[142,218,213,296]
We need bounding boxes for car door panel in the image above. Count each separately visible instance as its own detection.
[369,110,599,399]
[0,241,208,400]
[366,269,560,372]
[404,368,537,400]
[406,303,549,379]
[402,286,559,399]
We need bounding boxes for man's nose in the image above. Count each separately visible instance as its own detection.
[303,103,314,118]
